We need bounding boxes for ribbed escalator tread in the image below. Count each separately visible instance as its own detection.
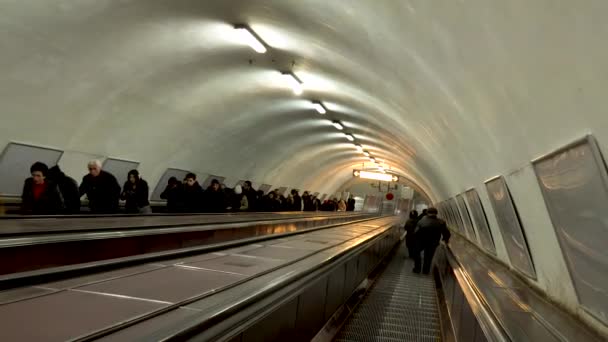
[334,246,441,342]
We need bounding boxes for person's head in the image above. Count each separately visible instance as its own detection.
[30,162,49,185]
[268,192,275,199]
[87,160,102,177]
[211,179,220,191]
[303,191,309,196]
[234,185,243,195]
[168,176,179,186]
[128,169,139,183]
[185,173,197,186]
[243,181,252,190]
[427,207,438,217]
[47,165,62,180]
[422,209,428,214]
[409,210,418,219]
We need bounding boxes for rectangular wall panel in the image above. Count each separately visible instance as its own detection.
[465,189,496,253]
[449,198,465,233]
[0,142,63,196]
[485,176,536,278]
[532,135,608,324]
[457,194,478,242]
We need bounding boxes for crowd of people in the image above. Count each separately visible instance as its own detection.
[19,160,358,215]
[403,208,451,275]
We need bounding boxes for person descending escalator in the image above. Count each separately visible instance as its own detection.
[231,185,249,211]
[242,181,258,211]
[181,173,204,213]
[21,162,65,215]
[79,160,121,214]
[418,208,428,220]
[412,207,450,275]
[292,190,302,211]
[346,194,356,211]
[403,210,419,258]
[160,177,182,213]
[120,169,151,214]
[203,179,226,213]
[47,165,81,214]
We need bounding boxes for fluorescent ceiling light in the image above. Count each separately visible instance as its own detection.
[355,144,363,151]
[353,170,399,182]
[282,72,303,95]
[234,25,267,53]
[369,157,376,163]
[332,121,344,130]
[312,101,326,114]
[344,133,355,141]
[363,151,370,157]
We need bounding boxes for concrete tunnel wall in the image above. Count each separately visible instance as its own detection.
[1,0,608,335]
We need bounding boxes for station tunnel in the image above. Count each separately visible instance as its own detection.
[0,1,607,341]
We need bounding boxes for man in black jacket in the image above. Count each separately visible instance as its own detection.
[412,207,451,274]
[204,179,226,213]
[79,160,121,214]
[48,165,80,214]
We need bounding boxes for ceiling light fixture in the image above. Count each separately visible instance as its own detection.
[332,121,344,130]
[281,71,303,95]
[369,157,376,163]
[363,151,370,157]
[234,25,267,54]
[355,144,363,151]
[353,170,399,182]
[312,101,327,114]
[344,133,355,141]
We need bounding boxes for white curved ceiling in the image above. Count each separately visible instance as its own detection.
[1,0,607,201]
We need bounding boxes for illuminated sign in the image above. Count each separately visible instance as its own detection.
[353,170,399,182]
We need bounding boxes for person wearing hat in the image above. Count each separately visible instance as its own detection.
[21,161,64,214]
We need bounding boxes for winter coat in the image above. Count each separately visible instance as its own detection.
[347,198,356,211]
[47,168,80,214]
[415,216,451,248]
[404,218,418,248]
[160,183,182,213]
[181,183,204,213]
[121,179,150,213]
[293,195,302,211]
[79,170,121,214]
[21,178,64,215]
[337,200,347,211]
[204,188,226,213]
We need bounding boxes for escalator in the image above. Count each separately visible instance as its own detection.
[334,246,443,341]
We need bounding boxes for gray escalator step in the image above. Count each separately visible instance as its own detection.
[334,246,441,342]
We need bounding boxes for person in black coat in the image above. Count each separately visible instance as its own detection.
[47,165,80,214]
[79,160,121,214]
[403,210,419,258]
[160,176,182,213]
[21,162,64,215]
[242,181,258,211]
[121,169,151,214]
[292,190,302,211]
[181,173,204,213]
[346,195,356,211]
[204,179,226,213]
[412,207,451,274]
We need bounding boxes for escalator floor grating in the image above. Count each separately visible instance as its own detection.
[334,246,441,342]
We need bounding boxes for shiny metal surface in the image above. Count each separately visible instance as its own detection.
[0,214,373,276]
[485,176,536,278]
[532,135,608,324]
[0,217,400,340]
[465,189,496,254]
[450,235,605,342]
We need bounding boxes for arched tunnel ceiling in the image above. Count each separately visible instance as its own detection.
[1,0,608,201]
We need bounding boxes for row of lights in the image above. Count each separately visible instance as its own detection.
[235,25,386,172]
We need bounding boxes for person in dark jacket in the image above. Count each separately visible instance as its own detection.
[418,208,428,220]
[79,160,121,214]
[404,210,419,258]
[121,169,151,214]
[21,162,64,215]
[204,179,226,213]
[242,181,258,211]
[181,173,204,213]
[346,195,356,211]
[47,165,80,214]
[292,190,302,211]
[160,176,182,213]
[302,191,314,211]
[412,207,451,274]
